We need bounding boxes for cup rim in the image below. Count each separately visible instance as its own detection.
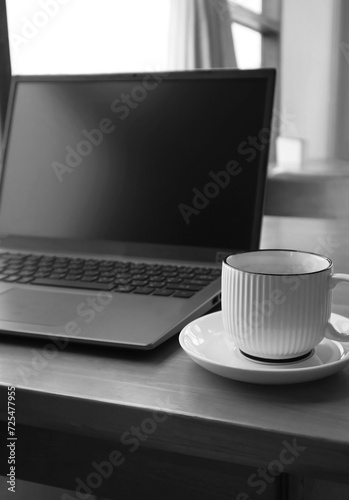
[223,249,333,276]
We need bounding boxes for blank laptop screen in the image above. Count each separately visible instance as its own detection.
[0,71,274,251]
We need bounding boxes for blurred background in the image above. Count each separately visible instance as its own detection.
[3,0,349,166]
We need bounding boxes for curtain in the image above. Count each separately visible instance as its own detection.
[168,0,237,70]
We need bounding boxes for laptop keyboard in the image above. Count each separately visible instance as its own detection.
[0,253,221,298]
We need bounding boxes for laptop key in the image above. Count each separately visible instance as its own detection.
[21,265,37,271]
[8,257,26,263]
[31,278,115,291]
[115,278,131,285]
[40,266,55,272]
[178,273,196,279]
[194,274,216,282]
[152,289,173,296]
[99,271,116,278]
[172,291,195,298]
[131,280,149,286]
[116,273,132,280]
[81,276,98,282]
[130,269,145,276]
[34,272,51,278]
[65,274,82,281]
[18,269,34,278]
[83,265,99,271]
[194,268,210,275]
[166,284,202,292]
[134,287,153,295]
[149,275,165,281]
[114,285,135,293]
[183,279,211,286]
[97,277,114,283]
[148,282,165,288]
[2,269,18,275]
[3,275,21,282]
[18,277,34,283]
[210,269,222,276]
[82,270,99,277]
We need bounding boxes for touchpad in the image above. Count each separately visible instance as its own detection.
[0,288,92,326]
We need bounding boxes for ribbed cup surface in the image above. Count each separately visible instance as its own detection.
[222,260,332,359]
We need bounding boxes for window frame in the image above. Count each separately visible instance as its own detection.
[227,0,281,64]
[228,0,282,160]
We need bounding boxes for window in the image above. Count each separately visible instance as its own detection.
[3,0,282,159]
[6,1,280,75]
[228,0,281,159]
[233,0,262,14]
[6,0,171,75]
[229,0,281,70]
[232,23,262,69]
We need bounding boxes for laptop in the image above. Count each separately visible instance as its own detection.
[0,69,275,349]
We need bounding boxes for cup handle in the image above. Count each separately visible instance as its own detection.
[326,274,349,341]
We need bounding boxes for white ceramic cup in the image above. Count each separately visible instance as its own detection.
[222,249,349,361]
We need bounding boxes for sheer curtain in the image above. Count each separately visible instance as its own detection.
[168,0,237,70]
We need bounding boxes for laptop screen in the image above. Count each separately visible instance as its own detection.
[0,70,275,252]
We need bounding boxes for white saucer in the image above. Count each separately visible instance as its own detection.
[179,311,349,385]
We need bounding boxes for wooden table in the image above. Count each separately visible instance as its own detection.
[1,216,349,500]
